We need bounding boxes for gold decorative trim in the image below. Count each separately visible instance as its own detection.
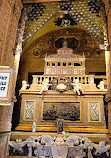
[16,124,108,133]
[20,90,107,95]
[41,100,82,122]
[88,101,101,123]
[23,100,36,122]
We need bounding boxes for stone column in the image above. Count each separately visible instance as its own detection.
[105,0,111,136]
[105,47,111,133]
[0,0,23,67]
[14,8,28,87]
[0,132,11,158]
[0,0,22,158]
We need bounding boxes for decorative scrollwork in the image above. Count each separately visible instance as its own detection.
[51,77,73,92]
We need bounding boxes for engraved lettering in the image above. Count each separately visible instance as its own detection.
[0,87,5,91]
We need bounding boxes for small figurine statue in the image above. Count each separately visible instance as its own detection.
[32,121,36,132]
[20,80,29,91]
[39,78,50,94]
[71,79,83,95]
[97,80,105,90]
[89,76,94,84]
[57,119,64,134]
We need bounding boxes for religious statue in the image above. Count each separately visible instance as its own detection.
[89,76,94,84]
[32,121,36,132]
[71,79,83,95]
[20,80,29,91]
[39,78,50,94]
[57,119,64,134]
[97,80,105,90]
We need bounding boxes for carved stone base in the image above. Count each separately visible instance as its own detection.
[0,104,13,132]
[9,135,110,157]
[0,132,11,158]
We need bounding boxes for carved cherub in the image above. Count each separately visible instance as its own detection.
[71,79,83,95]
[20,80,29,91]
[97,80,105,90]
[39,78,50,94]
[10,139,25,154]
[94,141,110,157]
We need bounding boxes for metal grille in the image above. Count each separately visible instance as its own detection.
[17,0,106,46]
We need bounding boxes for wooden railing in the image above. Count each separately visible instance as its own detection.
[32,75,95,85]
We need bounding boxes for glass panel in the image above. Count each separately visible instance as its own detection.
[58,62,61,66]
[63,62,66,66]
[74,61,82,66]
[47,62,50,66]
[68,62,72,66]
[52,62,55,66]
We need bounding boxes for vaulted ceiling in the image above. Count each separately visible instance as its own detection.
[18,0,107,55]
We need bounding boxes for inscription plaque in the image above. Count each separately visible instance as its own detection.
[0,67,14,104]
[0,73,10,98]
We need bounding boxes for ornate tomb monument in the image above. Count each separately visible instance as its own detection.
[16,41,107,133]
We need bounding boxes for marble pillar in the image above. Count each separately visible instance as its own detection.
[0,133,11,158]
[105,0,111,131]
[14,8,28,87]
[105,5,111,158]
[0,0,22,157]
[106,46,111,135]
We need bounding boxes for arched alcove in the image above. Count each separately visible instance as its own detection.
[12,0,107,131]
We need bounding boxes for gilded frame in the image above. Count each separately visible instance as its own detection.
[0,68,14,103]
[88,101,101,123]
[41,100,81,122]
[23,100,36,121]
